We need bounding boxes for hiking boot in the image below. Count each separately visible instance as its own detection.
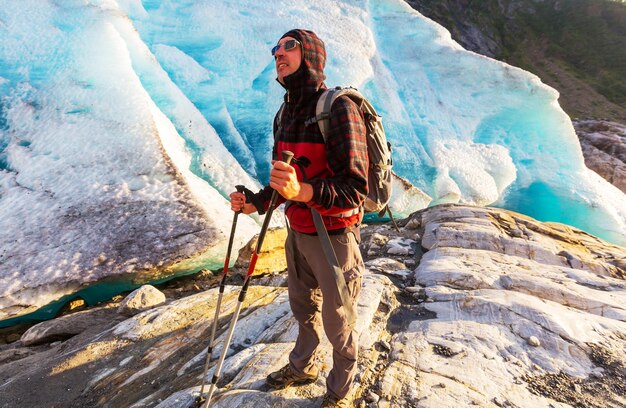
[266,364,318,389]
[320,392,353,408]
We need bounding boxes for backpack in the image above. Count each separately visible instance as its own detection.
[305,86,393,217]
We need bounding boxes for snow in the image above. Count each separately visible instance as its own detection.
[1,0,625,320]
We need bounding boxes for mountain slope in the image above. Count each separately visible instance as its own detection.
[406,0,626,122]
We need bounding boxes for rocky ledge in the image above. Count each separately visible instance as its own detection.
[0,204,625,408]
[574,120,626,194]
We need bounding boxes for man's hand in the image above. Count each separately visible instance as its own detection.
[269,160,313,202]
[229,191,256,214]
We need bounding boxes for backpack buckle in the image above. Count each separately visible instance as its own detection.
[304,112,330,127]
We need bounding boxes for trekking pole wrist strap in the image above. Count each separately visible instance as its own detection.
[241,186,266,215]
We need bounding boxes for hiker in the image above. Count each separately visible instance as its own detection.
[230,29,367,408]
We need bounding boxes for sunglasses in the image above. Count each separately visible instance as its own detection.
[271,39,301,56]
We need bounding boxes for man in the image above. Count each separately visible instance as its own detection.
[230,29,367,408]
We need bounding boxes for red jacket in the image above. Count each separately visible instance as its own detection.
[252,29,368,234]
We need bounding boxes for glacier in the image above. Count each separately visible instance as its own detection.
[0,0,625,323]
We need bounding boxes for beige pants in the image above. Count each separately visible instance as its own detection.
[285,228,363,399]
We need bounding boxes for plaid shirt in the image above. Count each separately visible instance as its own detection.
[254,29,368,233]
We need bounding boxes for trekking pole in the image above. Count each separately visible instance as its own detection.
[198,185,245,403]
[203,150,294,408]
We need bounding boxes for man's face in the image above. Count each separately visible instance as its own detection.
[274,36,302,85]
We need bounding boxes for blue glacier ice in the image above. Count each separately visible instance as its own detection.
[0,0,625,322]
[130,0,624,244]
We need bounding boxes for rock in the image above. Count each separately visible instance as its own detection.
[404,217,421,230]
[118,285,166,316]
[405,286,421,293]
[0,348,33,365]
[420,204,625,279]
[365,258,407,274]
[234,227,288,275]
[378,340,391,351]
[407,204,626,407]
[430,340,463,357]
[527,336,541,347]
[365,391,380,403]
[0,272,396,408]
[21,304,123,346]
[154,388,201,408]
[385,237,416,256]
[574,120,626,194]
[250,272,288,288]
[1,205,625,408]
[57,298,87,316]
[365,233,389,257]
[492,396,505,407]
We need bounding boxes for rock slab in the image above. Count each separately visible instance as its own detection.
[0,205,625,408]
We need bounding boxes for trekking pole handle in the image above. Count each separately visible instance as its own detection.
[220,184,246,285]
[281,150,294,165]
[266,150,294,213]
[256,150,293,254]
[234,184,246,214]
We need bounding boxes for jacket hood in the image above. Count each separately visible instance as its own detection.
[278,29,326,93]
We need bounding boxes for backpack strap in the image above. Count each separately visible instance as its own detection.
[315,88,337,141]
[304,87,345,141]
[305,87,363,218]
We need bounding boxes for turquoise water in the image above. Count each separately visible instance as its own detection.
[0,269,211,329]
[0,282,139,329]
